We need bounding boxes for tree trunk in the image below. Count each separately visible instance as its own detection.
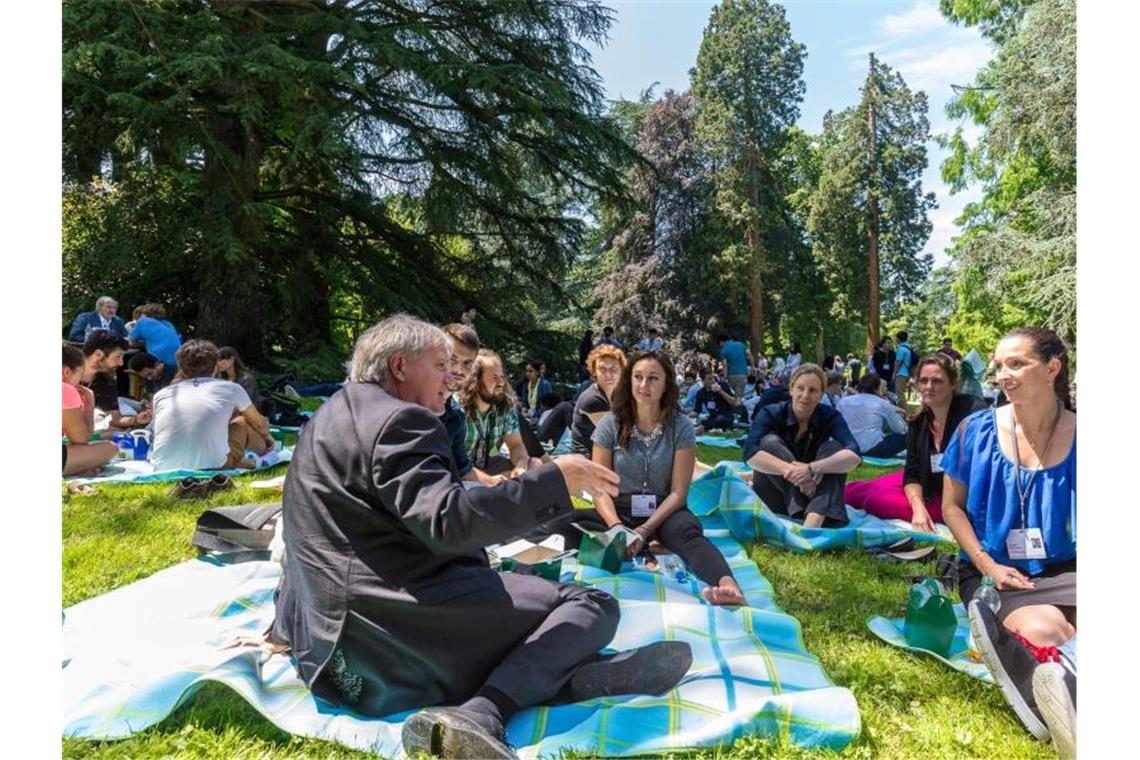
[866,54,881,356]
[747,149,766,354]
[196,7,265,361]
[816,325,825,365]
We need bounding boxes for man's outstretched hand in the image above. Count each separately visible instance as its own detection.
[553,454,620,504]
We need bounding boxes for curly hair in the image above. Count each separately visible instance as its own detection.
[585,344,627,379]
[457,348,515,416]
[610,350,680,450]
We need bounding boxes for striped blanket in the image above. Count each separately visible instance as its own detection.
[63,519,861,756]
[689,463,952,552]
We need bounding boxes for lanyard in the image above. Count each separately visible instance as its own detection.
[631,423,663,493]
[1010,401,1062,529]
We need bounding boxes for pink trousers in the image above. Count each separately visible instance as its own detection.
[843,470,943,523]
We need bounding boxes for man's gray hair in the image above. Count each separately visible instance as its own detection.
[348,313,450,384]
[95,295,118,310]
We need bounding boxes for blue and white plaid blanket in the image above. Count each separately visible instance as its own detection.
[63,522,861,756]
[689,464,951,552]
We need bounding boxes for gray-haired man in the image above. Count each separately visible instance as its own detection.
[269,314,691,759]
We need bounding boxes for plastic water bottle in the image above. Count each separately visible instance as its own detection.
[660,555,688,583]
[973,576,1001,613]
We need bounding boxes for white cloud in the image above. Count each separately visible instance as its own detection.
[890,42,993,97]
[878,1,946,38]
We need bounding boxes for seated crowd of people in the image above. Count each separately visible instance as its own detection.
[63,303,1076,759]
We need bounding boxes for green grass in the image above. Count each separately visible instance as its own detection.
[62,447,1057,758]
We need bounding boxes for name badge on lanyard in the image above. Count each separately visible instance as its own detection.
[705,401,717,411]
[929,453,943,473]
[1006,528,1047,560]
[631,493,658,517]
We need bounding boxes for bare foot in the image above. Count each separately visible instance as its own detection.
[701,582,745,606]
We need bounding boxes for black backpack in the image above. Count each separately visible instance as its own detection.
[192,501,283,558]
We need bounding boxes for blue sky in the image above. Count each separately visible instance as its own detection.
[585,0,993,267]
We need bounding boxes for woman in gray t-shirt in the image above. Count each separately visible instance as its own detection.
[592,350,745,606]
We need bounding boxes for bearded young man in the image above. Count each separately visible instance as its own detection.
[81,329,151,432]
[458,349,542,481]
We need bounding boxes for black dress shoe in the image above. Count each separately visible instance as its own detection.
[401,706,516,759]
[566,640,693,701]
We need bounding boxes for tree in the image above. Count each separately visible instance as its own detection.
[63,0,637,363]
[807,54,935,352]
[690,0,806,354]
[939,0,1076,342]
[593,90,730,362]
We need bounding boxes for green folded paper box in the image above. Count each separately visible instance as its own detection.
[903,578,958,657]
[575,524,639,574]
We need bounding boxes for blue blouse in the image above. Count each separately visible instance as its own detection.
[942,409,1076,576]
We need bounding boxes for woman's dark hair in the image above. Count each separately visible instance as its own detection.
[908,353,959,421]
[611,350,679,450]
[916,353,958,388]
[1001,327,1073,410]
[539,392,563,410]
[217,346,249,380]
[63,342,84,370]
[857,371,882,394]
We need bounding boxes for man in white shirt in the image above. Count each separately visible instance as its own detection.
[150,340,273,471]
[836,372,907,458]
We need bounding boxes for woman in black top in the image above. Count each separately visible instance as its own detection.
[570,345,626,456]
[844,354,985,531]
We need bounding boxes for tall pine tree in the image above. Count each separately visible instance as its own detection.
[690,0,806,355]
[808,54,935,352]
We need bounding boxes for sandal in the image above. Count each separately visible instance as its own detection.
[168,477,209,499]
[207,473,234,495]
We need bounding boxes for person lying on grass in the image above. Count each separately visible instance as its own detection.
[585,349,746,606]
[62,343,117,477]
[844,354,985,533]
[743,363,862,529]
[261,314,691,760]
[943,327,1076,755]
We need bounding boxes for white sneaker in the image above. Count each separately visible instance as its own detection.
[1033,661,1076,759]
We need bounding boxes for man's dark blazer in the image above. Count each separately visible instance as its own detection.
[68,312,128,341]
[271,381,574,705]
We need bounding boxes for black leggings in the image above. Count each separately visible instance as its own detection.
[567,503,733,587]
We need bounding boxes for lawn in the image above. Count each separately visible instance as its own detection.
[61,444,1057,759]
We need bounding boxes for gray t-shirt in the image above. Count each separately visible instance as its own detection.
[592,412,696,496]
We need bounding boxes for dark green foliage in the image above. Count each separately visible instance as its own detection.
[938,0,1076,344]
[63,0,637,369]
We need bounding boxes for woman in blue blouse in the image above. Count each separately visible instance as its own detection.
[942,327,1075,745]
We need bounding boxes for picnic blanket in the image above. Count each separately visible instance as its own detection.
[866,605,994,684]
[694,437,905,468]
[696,434,746,448]
[63,525,861,756]
[64,447,293,486]
[688,463,952,552]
